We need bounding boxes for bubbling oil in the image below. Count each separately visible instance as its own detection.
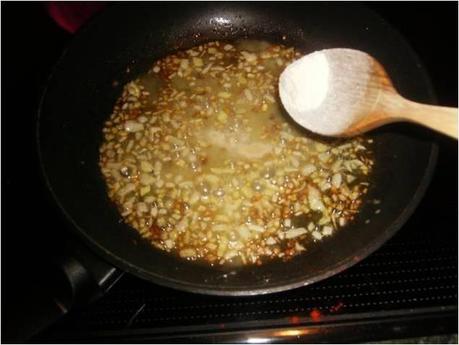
[99,40,374,266]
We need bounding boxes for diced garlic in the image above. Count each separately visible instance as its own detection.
[295,242,305,252]
[164,240,175,249]
[179,248,196,258]
[320,182,331,191]
[346,175,356,183]
[145,196,155,204]
[238,225,251,240]
[241,51,257,62]
[244,89,253,101]
[302,164,316,176]
[192,57,203,67]
[322,226,333,236]
[124,121,144,132]
[283,218,292,228]
[312,231,323,240]
[118,183,135,196]
[140,185,151,196]
[331,173,342,188]
[180,59,189,70]
[217,111,228,123]
[308,185,325,211]
[176,218,188,232]
[136,202,148,213]
[140,173,155,185]
[266,237,276,245]
[248,224,265,232]
[315,142,328,152]
[218,91,231,98]
[217,237,228,257]
[214,224,228,231]
[290,157,300,168]
[189,191,200,204]
[285,227,307,239]
[318,152,330,163]
[140,161,154,173]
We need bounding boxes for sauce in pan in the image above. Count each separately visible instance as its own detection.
[99,40,374,266]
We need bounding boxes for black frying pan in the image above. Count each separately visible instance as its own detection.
[38,2,437,297]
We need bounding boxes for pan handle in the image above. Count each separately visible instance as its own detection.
[2,238,123,342]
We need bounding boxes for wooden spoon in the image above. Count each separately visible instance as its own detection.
[279,48,458,138]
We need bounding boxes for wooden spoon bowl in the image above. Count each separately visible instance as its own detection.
[279,49,458,138]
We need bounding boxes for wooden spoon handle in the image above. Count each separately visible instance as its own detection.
[377,92,458,139]
[397,100,458,139]
[346,91,458,138]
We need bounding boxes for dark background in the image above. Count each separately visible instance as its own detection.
[2,1,457,341]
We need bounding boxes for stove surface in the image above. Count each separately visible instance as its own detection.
[2,2,457,343]
[40,210,457,342]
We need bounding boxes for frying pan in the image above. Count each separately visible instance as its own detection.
[37,3,437,297]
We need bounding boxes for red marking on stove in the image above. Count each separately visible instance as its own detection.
[309,309,321,322]
[219,323,225,329]
[289,316,301,324]
[330,301,344,313]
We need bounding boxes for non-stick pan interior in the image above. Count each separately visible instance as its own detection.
[38,3,437,295]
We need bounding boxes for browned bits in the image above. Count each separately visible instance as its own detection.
[99,40,375,266]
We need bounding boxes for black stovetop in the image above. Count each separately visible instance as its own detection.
[39,211,457,343]
[2,2,457,343]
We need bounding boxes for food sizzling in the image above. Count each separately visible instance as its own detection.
[99,40,374,266]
